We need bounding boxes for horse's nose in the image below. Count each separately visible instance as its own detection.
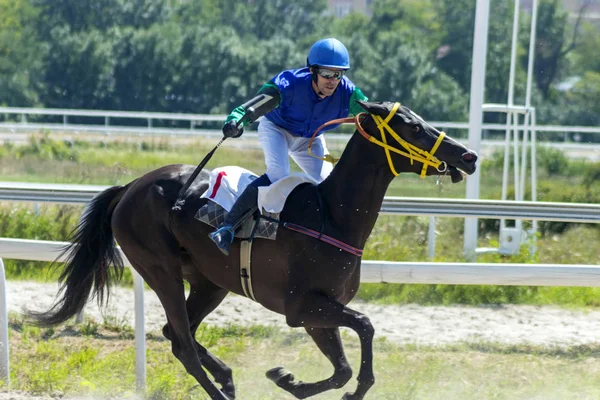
[462,151,478,163]
[461,151,478,172]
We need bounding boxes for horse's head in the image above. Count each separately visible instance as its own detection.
[356,101,478,182]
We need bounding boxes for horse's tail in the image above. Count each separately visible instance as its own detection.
[27,184,130,327]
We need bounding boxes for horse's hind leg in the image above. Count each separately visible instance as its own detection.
[139,268,231,400]
[267,327,352,398]
[162,279,234,399]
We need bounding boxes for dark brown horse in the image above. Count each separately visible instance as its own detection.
[29,101,477,399]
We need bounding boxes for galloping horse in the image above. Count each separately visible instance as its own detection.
[29,101,477,399]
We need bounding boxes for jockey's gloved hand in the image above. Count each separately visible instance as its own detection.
[222,120,244,138]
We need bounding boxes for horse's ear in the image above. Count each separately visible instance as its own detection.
[356,101,393,116]
[356,100,378,113]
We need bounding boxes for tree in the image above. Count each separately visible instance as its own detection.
[0,0,44,106]
[369,0,440,46]
[570,21,600,75]
[524,0,590,97]
[39,27,116,109]
[33,0,121,35]
[111,23,182,111]
[33,0,170,35]
[433,0,523,107]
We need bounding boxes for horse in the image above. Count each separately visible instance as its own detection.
[28,101,477,400]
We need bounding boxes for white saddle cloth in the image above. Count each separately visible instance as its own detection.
[257,172,318,213]
[200,166,316,214]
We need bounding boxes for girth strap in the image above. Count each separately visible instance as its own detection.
[283,222,363,257]
[239,240,257,302]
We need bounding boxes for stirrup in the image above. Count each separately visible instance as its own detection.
[208,225,235,256]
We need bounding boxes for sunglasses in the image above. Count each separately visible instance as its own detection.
[315,68,345,80]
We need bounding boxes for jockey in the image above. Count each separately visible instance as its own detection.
[209,37,369,255]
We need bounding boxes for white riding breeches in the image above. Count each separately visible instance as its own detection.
[257,118,333,183]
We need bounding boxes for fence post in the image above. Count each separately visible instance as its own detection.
[133,270,146,392]
[0,258,10,384]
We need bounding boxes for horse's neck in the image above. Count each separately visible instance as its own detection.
[319,133,395,246]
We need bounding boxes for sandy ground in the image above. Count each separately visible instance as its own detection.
[6,280,600,348]
[4,280,600,399]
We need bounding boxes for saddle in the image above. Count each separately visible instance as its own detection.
[194,166,317,241]
[195,200,279,240]
[194,166,359,302]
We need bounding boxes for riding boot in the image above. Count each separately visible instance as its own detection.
[208,174,271,256]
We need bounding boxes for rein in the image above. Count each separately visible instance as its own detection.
[308,102,447,177]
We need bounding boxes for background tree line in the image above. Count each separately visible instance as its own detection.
[0,0,598,134]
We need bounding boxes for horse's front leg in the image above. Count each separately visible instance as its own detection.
[283,293,375,400]
[266,327,353,398]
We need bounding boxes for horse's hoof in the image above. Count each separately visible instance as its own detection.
[342,393,358,400]
[266,367,295,387]
[221,384,235,399]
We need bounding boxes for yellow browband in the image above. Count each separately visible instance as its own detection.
[308,102,446,177]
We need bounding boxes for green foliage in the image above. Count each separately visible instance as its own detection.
[39,27,119,109]
[571,22,600,74]
[566,71,600,128]
[582,161,600,188]
[0,0,44,106]
[0,203,79,280]
[17,133,79,161]
[33,0,170,34]
[358,283,540,305]
[484,145,594,178]
[530,0,572,97]
[80,320,99,336]
[1,0,596,130]
[537,145,570,175]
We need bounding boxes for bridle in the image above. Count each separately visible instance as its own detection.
[308,102,447,177]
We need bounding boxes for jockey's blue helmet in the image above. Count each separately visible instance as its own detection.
[307,38,350,70]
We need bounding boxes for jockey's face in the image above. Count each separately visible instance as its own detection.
[311,67,344,98]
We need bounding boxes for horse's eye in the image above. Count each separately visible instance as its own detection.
[411,124,421,133]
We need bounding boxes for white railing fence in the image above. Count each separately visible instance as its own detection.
[0,183,598,389]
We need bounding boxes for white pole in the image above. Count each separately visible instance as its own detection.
[133,271,146,392]
[520,113,529,202]
[464,0,490,261]
[512,115,521,200]
[509,0,521,208]
[428,216,436,260]
[527,0,539,253]
[526,0,539,108]
[531,108,538,254]
[508,0,520,107]
[0,259,9,384]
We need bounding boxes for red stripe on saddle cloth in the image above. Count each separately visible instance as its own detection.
[209,171,227,199]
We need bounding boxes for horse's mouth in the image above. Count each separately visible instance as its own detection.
[448,151,478,182]
[448,166,465,183]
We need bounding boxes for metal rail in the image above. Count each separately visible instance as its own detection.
[2,106,600,135]
[380,197,600,223]
[1,182,598,223]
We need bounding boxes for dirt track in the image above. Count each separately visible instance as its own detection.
[7,280,600,348]
[5,280,600,399]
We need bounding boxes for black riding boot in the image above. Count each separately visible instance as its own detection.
[208,174,271,256]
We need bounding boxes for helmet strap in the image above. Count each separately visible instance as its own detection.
[310,66,319,84]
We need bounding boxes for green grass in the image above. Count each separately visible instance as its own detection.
[5,316,600,400]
